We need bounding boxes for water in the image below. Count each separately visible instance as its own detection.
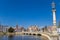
[0,35,42,40]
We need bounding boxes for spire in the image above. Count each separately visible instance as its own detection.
[52,1,56,9]
[52,1,56,12]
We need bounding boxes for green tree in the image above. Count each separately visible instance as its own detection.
[8,27,15,33]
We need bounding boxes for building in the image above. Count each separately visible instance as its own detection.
[2,25,9,32]
[57,28,60,34]
[27,25,40,32]
[47,26,53,33]
[15,25,25,32]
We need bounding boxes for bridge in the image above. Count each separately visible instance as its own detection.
[15,32,58,40]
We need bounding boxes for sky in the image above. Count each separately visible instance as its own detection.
[0,0,60,28]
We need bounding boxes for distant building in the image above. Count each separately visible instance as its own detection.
[0,25,9,32]
[47,26,52,33]
[57,28,60,34]
[15,25,25,32]
[27,25,40,32]
[2,25,9,32]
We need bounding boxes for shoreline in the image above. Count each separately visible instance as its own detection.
[0,32,49,40]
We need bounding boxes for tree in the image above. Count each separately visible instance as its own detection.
[58,21,60,28]
[8,27,15,33]
[45,26,48,31]
[42,28,44,32]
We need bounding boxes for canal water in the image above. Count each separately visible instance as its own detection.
[0,35,42,40]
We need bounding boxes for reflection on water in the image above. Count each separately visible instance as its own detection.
[8,35,14,40]
[0,35,42,40]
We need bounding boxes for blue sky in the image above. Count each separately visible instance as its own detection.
[0,0,60,28]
